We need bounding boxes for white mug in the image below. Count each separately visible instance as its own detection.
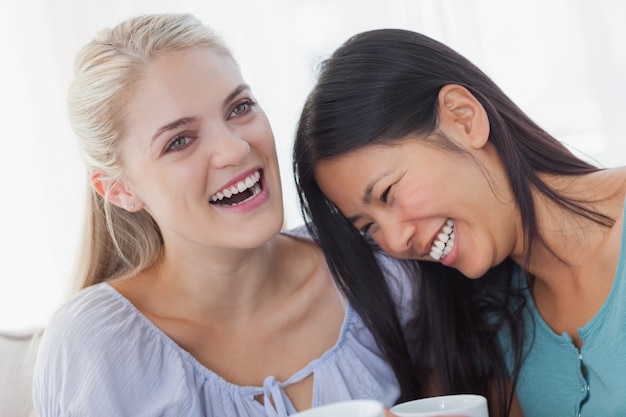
[390,394,488,417]
[291,399,386,417]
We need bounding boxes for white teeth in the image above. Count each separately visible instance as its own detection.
[210,170,262,203]
[443,234,454,256]
[430,219,455,261]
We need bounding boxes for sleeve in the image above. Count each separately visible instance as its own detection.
[32,286,192,417]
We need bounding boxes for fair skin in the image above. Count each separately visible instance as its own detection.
[316,84,626,349]
[91,47,347,411]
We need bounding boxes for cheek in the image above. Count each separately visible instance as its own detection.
[246,115,276,148]
[394,183,432,215]
[138,161,203,207]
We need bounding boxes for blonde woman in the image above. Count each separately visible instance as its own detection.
[32,14,419,416]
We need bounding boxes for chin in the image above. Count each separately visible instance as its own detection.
[459,263,492,279]
[239,214,284,249]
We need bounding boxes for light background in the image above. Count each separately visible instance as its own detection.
[1,0,625,331]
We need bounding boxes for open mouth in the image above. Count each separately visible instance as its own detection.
[429,219,455,261]
[209,170,262,206]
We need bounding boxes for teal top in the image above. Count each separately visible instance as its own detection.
[506,209,626,417]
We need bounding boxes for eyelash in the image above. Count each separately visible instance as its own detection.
[360,223,373,236]
[360,184,393,235]
[165,134,195,153]
[229,99,256,119]
[381,185,392,203]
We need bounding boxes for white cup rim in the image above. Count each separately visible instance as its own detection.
[390,394,487,416]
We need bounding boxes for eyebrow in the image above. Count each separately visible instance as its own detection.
[150,83,251,143]
[150,116,198,143]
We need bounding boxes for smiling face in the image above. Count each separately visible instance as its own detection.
[314,134,520,279]
[106,47,284,251]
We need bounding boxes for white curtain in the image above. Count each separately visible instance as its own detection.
[1,0,624,331]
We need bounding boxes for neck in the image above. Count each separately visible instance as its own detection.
[512,169,626,288]
[173,245,278,309]
[123,235,292,323]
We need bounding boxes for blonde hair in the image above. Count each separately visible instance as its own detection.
[69,13,232,289]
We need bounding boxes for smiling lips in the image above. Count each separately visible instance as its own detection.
[210,170,456,255]
[209,170,262,206]
[430,219,455,261]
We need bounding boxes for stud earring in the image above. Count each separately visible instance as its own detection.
[125,204,135,210]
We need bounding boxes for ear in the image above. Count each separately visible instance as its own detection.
[90,169,143,212]
[437,84,490,150]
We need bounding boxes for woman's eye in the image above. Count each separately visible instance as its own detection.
[360,223,374,236]
[166,135,193,152]
[230,100,255,118]
[381,185,392,204]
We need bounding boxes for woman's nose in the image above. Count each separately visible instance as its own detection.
[209,127,250,168]
[380,219,414,255]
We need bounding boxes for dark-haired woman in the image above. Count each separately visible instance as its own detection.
[294,28,626,417]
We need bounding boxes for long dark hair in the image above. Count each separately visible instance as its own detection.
[293,29,607,416]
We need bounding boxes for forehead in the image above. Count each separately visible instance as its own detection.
[315,140,411,179]
[314,143,398,201]
[135,47,242,105]
[316,145,383,178]
[123,47,243,136]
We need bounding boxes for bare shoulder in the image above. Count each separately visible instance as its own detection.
[595,166,626,199]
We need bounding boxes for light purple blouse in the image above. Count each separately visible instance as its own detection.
[33,228,417,417]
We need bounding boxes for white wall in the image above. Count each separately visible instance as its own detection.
[1,0,624,331]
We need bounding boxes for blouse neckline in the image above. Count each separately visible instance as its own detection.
[100,282,354,393]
